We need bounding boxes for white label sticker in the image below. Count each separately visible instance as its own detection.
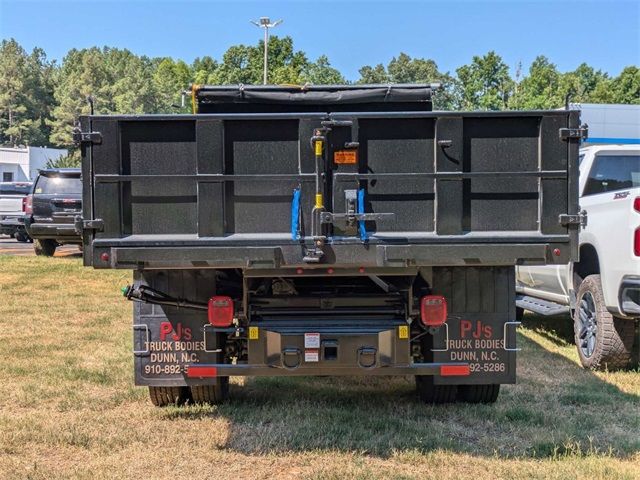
[304,332,320,348]
[305,349,319,362]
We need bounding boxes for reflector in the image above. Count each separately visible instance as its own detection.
[440,365,470,376]
[208,296,234,327]
[187,366,217,378]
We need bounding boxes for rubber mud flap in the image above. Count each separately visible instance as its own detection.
[431,266,517,385]
[432,315,516,385]
[134,314,224,386]
[132,270,224,387]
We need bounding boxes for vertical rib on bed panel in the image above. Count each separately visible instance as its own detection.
[298,119,318,236]
[435,117,463,235]
[81,116,94,265]
[197,120,225,237]
[539,114,568,235]
[91,119,122,239]
[566,110,581,261]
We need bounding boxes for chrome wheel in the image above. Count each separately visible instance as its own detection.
[578,291,597,358]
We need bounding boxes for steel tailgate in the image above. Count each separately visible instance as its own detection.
[79,110,581,269]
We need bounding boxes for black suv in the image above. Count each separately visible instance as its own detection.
[25,168,82,256]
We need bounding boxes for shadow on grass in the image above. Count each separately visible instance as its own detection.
[162,317,639,459]
[520,312,575,347]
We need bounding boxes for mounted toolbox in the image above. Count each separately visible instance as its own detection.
[77,84,583,406]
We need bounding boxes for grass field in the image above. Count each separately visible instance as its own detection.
[0,255,638,479]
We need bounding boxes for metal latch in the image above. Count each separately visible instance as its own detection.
[72,128,102,145]
[559,125,588,141]
[320,211,394,226]
[320,119,353,128]
[345,189,357,227]
[319,189,395,228]
[74,216,104,234]
[559,210,587,228]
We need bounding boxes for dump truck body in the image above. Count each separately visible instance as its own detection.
[78,85,582,404]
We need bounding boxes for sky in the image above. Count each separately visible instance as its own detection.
[0,0,638,81]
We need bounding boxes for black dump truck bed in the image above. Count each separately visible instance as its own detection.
[76,85,583,406]
[79,84,580,270]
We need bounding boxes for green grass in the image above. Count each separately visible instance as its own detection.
[0,255,638,479]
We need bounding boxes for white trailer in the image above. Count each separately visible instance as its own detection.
[575,103,640,146]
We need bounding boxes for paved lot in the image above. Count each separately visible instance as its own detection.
[0,236,81,257]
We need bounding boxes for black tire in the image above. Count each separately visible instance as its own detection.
[190,379,229,405]
[148,386,190,407]
[14,231,29,243]
[416,376,457,404]
[34,239,56,256]
[457,384,500,403]
[574,274,635,370]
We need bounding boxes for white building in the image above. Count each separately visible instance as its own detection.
[0,146,68,182]
[573,103,640,145]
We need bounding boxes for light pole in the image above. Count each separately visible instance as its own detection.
[250,17,283,85]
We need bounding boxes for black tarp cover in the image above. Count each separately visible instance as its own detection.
[195,84,437,105]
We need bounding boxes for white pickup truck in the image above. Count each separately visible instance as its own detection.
[0,182,32,242]
[517,144,639,370]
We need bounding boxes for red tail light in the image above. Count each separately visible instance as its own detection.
[208,296,234,327]
[420,295,448,327]
[634,197,640,213]
[635,228,640,257]
[23,195,33,214]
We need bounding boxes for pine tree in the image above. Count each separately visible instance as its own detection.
[0,39,55,146]
[152,58,192,113]
[48,48,110,147]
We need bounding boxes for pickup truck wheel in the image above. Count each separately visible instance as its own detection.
[190,379,229,405]
[457,384,500,403]
[14,231,29,243]
[415,376,457,404]
[148,386,190,407]
[34,239,56,256]
[574,274,634,370]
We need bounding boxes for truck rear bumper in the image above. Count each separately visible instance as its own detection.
[92,240,571,269]
[0,215,24,235]
[619,276,640,317]
[185,362,470,378]
[28,221,81,243]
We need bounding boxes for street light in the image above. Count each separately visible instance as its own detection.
[250,17,283,85]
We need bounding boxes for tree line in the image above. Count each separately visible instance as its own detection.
[1,36,638,154]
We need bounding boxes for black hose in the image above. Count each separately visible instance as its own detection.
[123,284,208,311]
